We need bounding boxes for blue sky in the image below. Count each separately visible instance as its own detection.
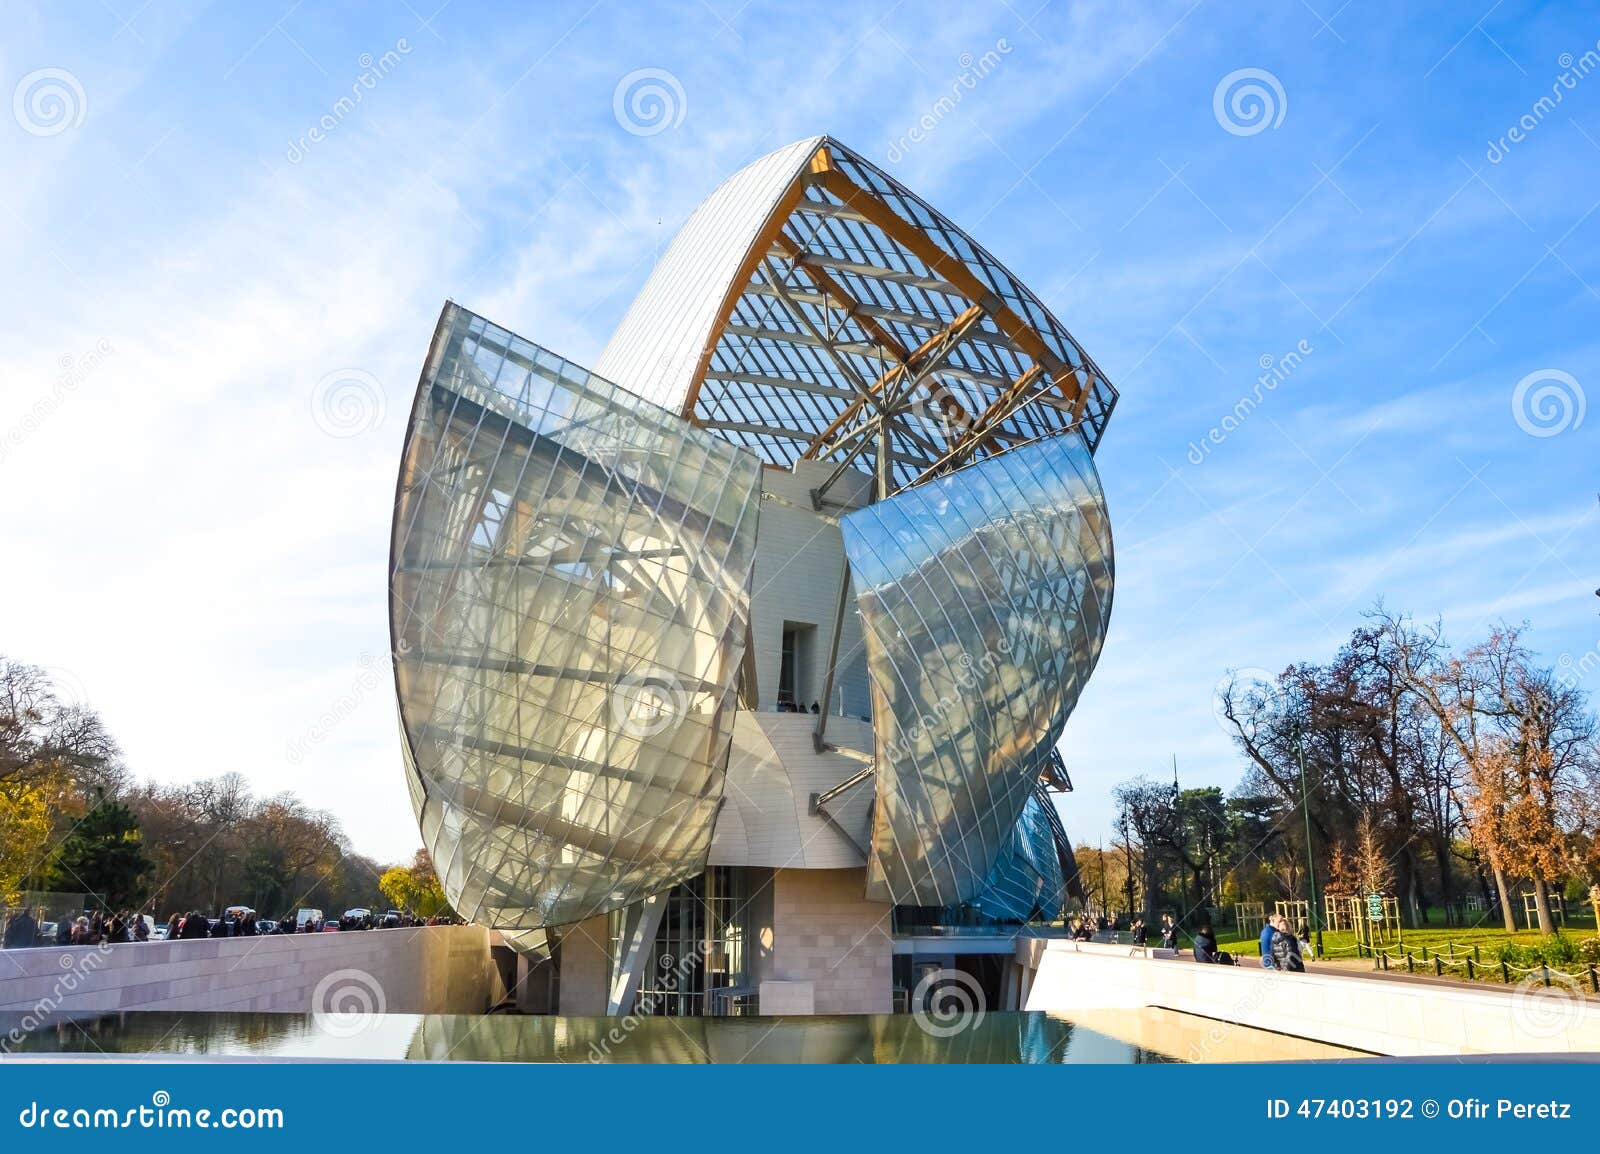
[2,1,1596,862]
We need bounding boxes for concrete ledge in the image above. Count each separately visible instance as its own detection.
[0,926,500,1017]
[1020,939,1600,1057]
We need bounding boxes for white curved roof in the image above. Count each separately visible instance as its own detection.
[595,136,824,411]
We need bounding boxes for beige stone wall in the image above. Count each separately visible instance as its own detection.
[555,913,611,1014]
[0,925,498,1017]
[768,866,892,1014]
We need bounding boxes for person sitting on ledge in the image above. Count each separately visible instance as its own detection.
[1191,922,1235,965]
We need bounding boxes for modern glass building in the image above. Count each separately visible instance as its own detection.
[390,136,1115,1016]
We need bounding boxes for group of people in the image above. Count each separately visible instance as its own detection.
[1064,912,1182,949]
[1257,913,1309,972]
[1190,913,1308,970]
[1057,909,1311,972]
[2,908,151,947]
[163,910,275,939]
[4,906,458,949]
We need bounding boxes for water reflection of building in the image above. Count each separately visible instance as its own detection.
[389,137,1115,1017]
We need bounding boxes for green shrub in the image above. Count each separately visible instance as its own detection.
[1495,941,1530,965]
[1539,933,1580,966]
[1579,937,1600,965]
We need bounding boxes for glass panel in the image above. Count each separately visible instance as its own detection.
[390,305,763,935]
[839,430,1113,907]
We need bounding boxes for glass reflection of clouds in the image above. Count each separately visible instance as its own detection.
[841,431,1112,908]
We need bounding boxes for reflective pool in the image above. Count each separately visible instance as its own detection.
[0,1010,1366,1063]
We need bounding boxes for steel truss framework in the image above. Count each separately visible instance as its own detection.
[604,137,1117,502]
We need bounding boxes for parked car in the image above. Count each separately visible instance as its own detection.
[37,921,57,945]
[295,908,324,932]
[258,919,277,934]
[150,924,168,941]
[381,910,402,928]
[342,908,373,929]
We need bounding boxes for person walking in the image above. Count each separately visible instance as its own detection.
[1160,914,1178,951]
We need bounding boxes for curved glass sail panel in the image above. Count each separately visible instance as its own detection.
[970,787,1068,923]
[390,305,762,934]
[840,430,1112,907]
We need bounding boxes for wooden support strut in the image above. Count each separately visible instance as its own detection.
[807,158,1091,418]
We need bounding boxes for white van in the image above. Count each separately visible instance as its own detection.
[295,908,323,930]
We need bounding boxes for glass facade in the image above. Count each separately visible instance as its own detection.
[620,866,752,1016]
[390,137,1120,961]
[390,305,763,933]
[970,786,1068,923]
[839,430,1112,908]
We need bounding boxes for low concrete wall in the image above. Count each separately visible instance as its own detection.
[1019,939,1600,1057]
[0,925,499,1017]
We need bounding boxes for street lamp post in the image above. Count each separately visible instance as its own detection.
[1293,720,1325,959]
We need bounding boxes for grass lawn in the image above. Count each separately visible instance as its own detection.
[1206,911,1599,989]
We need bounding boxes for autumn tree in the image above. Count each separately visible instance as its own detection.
[0,779,51,904]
